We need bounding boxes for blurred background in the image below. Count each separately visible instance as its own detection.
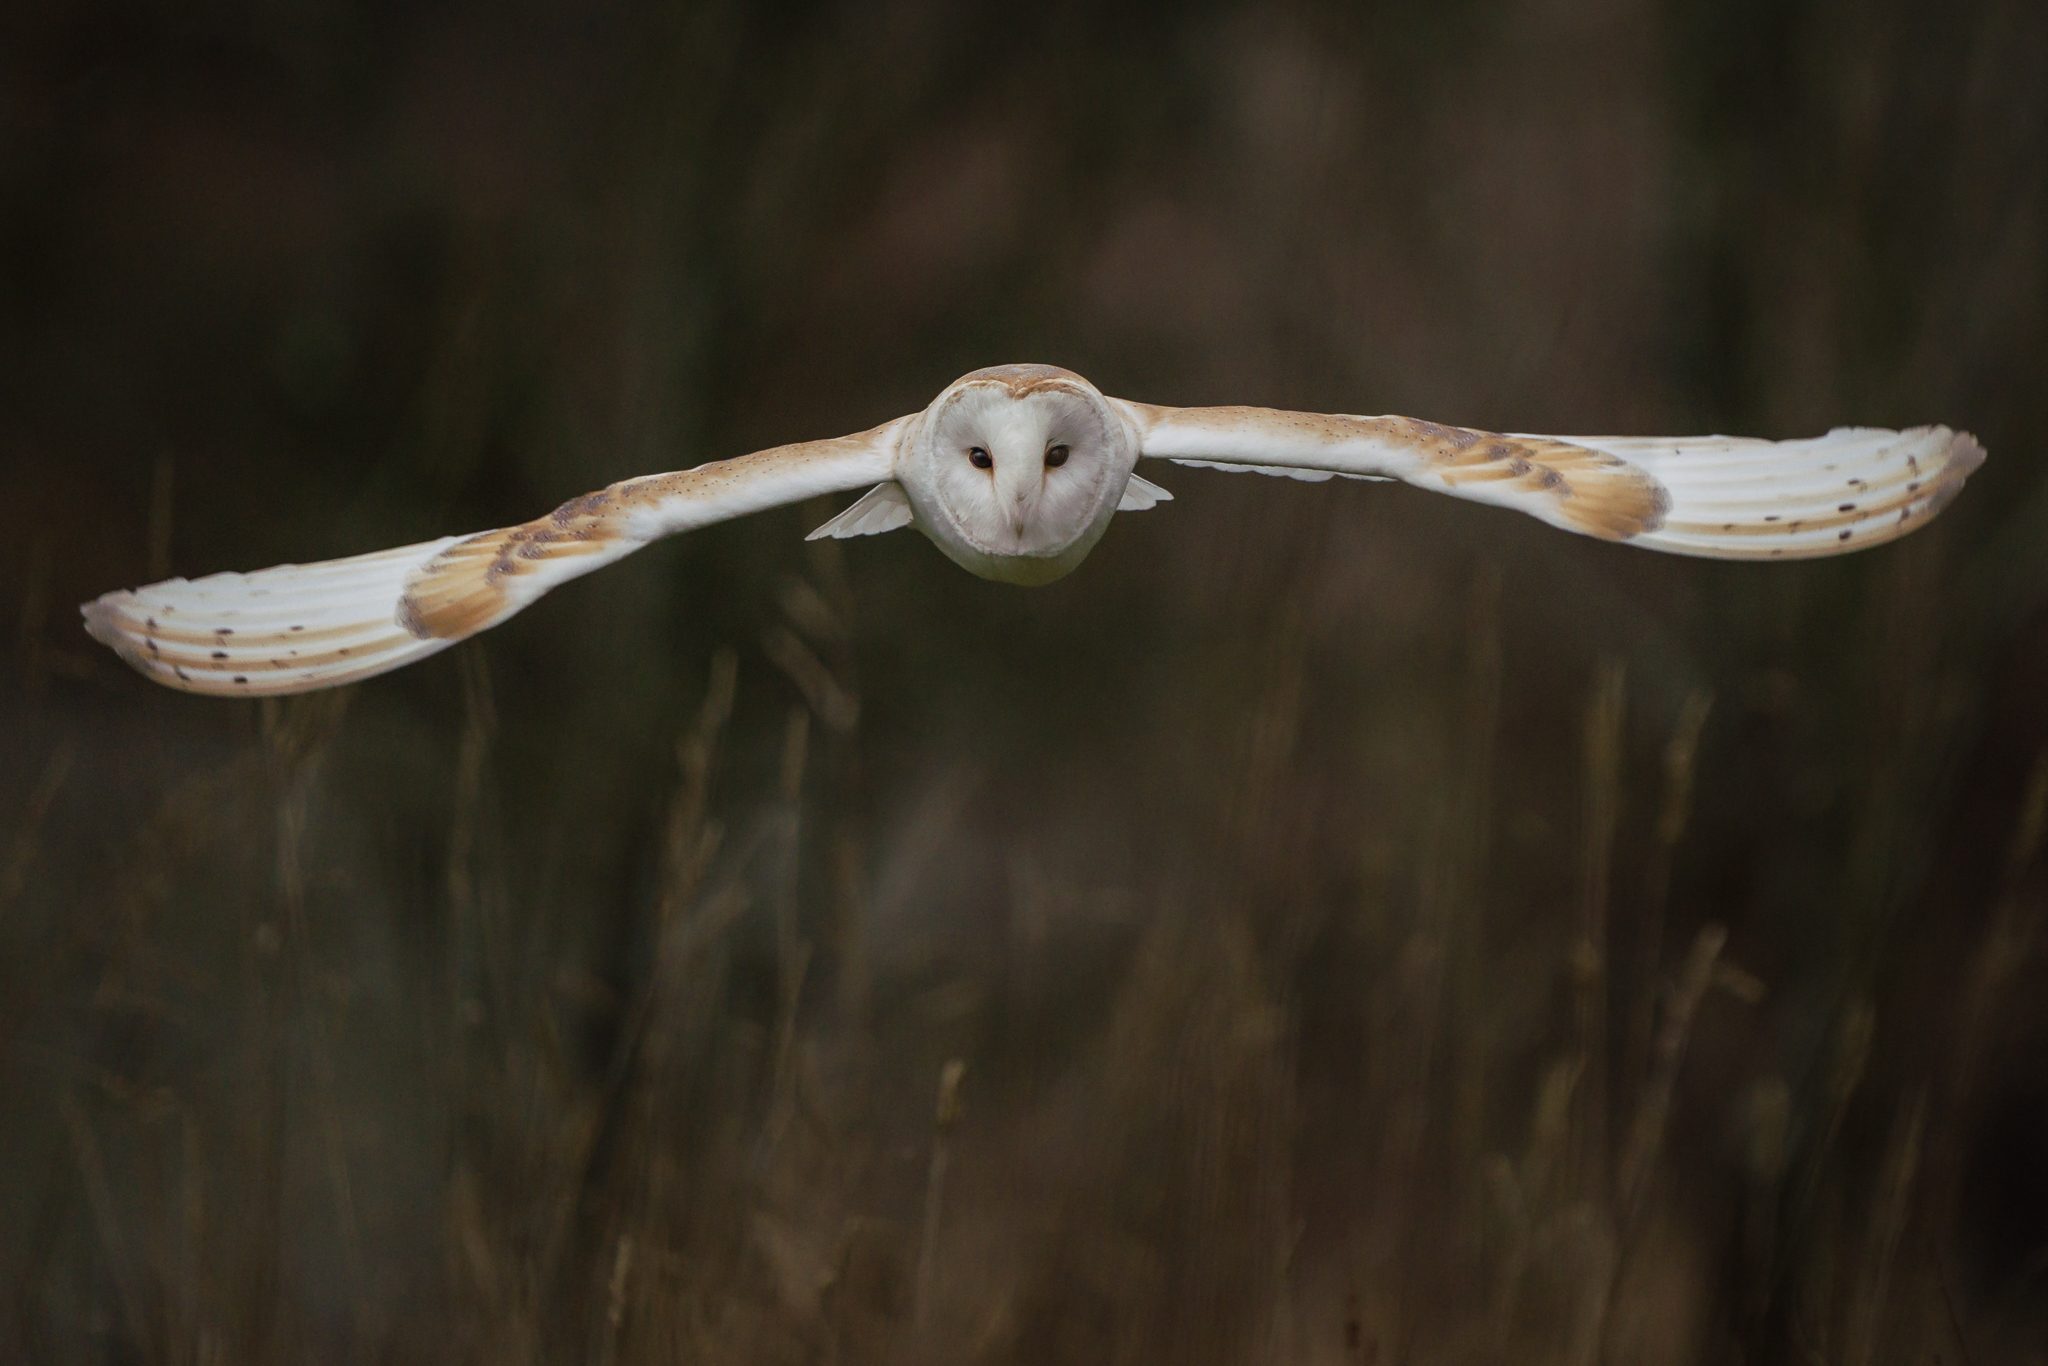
[4,0,2046,1361]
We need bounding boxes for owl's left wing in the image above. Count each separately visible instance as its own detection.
[83,417,908,696]
[1115,400,1983,559]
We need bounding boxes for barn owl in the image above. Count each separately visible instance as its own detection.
[82,364,1984,696]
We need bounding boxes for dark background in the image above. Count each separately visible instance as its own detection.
[4,1,2047,1361]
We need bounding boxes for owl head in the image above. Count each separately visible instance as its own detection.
[905,364,1139,584]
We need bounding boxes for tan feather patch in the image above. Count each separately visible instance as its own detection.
[397,426,911,642]
[1363,417,1672,541]
[399,517,618,641]
[1123,404,1673,542]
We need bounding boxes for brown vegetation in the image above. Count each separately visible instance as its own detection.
[4,0,2046,1361]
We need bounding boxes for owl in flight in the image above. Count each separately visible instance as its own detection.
[82,364,1984,696]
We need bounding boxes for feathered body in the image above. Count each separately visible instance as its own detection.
[82,363,1984,696]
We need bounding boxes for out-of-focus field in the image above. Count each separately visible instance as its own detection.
[4,1,2046,1361]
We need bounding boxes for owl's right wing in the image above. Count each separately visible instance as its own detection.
[82,417,910,696]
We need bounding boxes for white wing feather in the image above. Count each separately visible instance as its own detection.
[82,538,468,695]
[806,481,915,540]
[1117,472,1175,509]
[1167,459,1391,483]
[1540,426,1982,558]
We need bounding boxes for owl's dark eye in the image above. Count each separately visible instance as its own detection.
[968,446,992,469]
[1045,444,1070,468]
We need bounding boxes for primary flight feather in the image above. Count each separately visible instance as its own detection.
[82,363,1985,696]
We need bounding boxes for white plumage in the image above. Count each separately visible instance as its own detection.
[1547,427,1975,558]
[84,538,464,695]
[82,363,1984,696]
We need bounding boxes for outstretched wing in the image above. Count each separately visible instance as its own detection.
[1115,401,1983,559]
[82,417,909,696]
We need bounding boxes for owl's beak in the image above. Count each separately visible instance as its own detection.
[995,462,1037,538]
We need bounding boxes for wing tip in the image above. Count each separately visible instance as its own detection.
[77,591,206,692]
[1622,422,1985,559]
[80,591,161,676]
[1937,425,1987,480]
[79,592,124,649]
[1895,424,1984,518]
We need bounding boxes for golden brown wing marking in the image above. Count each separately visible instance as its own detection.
[1382,418,1671,540]
[395,427,899,642]
[398,507,621,641]
[394,456,768,641]
[1154,406,1670,541]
